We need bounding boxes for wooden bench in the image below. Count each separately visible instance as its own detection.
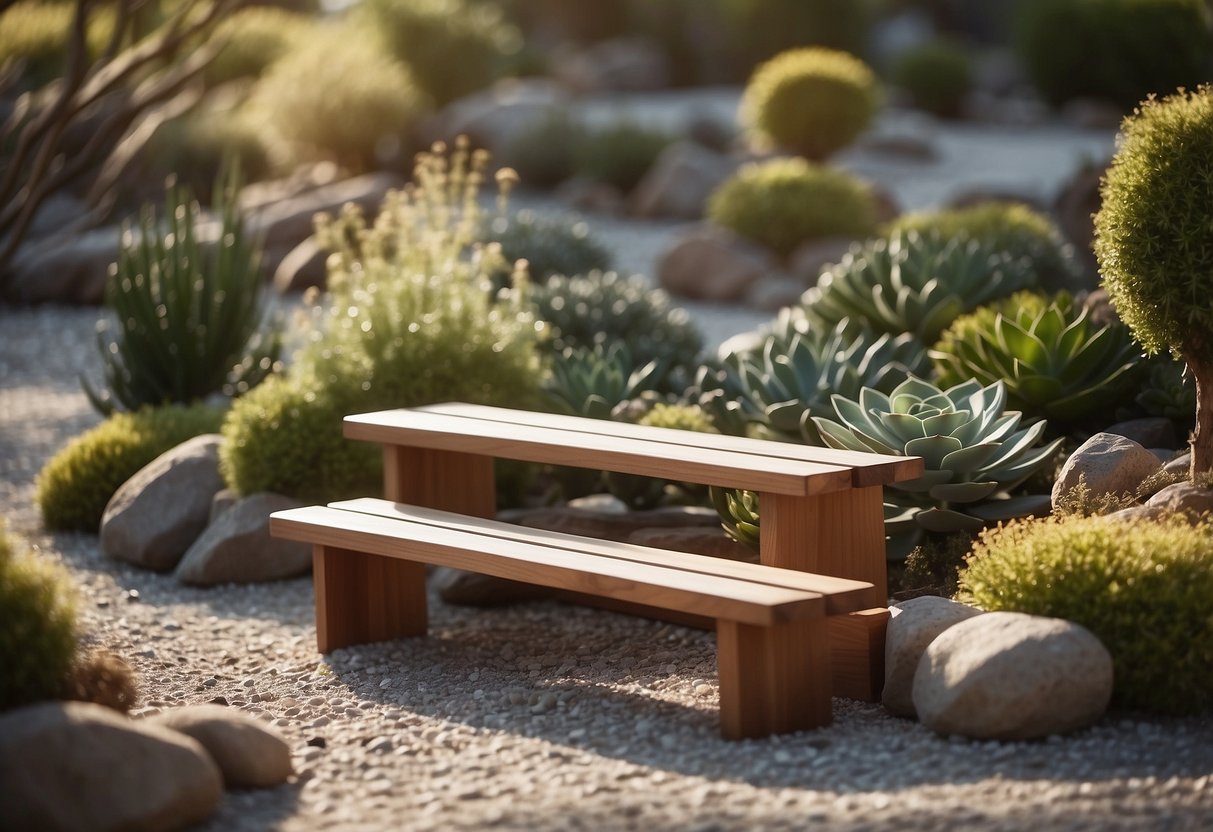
[337,402,922,700]
[270,498,882,739]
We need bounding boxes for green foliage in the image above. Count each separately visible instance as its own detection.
[483,211,612,282]
[722,0,879,71]
[1015,0,1213,111]
[812,377,1063,558]
[740,47,880,161]
[608,403,719,510]
[36,403,223,532]
[144,113,271,202]
[83,174,280,416]
[711,486,760,551]
[0,1,112,89]
[544,344,665,420]
[898,532,973,600]
[1136,358,1196,431]
[221,142,545,500]
[573,121,675,193]
[502,112,583,188]
[203,5,313,87]
[959,514,1213,714]
[892,38,973,118]
[637,402,717,434]
[708,158,879,258]
[1095,86,1213,364]
[0,522,80,711]
[247,26,426,173]
[803,231,1039,345]
[887,202,1082,294]
[529,271,704,385]
[931,292,1143,430]
[356,0,520,107]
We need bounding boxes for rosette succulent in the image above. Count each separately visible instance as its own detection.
[802,231,1038,344]
[812,377,1064,558]
[931,292,1143,430]
[544,344,666,421]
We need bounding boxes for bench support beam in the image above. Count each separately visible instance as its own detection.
[384,446,496,517]
[313,546,428,653]
[716,617,832,739]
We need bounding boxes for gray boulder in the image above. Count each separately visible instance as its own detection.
[423,78,569,153]
[5,225,120,304]
[0,702,222,832]
[657,225,775,301]
[1163,452,1193,478]
[1105,417,1178,451]
[883,596,983,719]
[1051,432,1162,510]
[175,492,311,586]
[912,612,1113,740]
[151,705,293,788]
[630,141,740,219]
[101,434,225,571]
[1145,482,1213,521]
[272,236,328,294]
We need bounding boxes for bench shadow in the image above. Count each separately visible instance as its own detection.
[322,596,1213,796]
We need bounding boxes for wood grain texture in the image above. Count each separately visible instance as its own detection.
[416,402,923,487]
[383,446,496,517]
[312,545,428,653]
[827,608,891,702]
[346,409,853,496]
[272,507,831,627]
[717,618,832,739]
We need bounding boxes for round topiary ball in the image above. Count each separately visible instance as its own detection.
[958,514,1213,715]
[707,157,878,258]
[741,47,880,161]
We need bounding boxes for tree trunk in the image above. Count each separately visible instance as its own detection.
[1188,353,1213,480]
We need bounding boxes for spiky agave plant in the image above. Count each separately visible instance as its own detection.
[812,377,1064,558]
[931,292,1143,430]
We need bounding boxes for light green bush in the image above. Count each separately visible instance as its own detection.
[959,515,1213,714]
[892,38,973,118]
[707,157,878,258]
[740,47,880,161]
[203,5,313,87]
[573,121,675,193]
[36,404,225,532]
[0,521,79,711]
[246,27,426,172]
[144,113,271,201]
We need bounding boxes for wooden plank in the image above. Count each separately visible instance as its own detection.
[383,446,496,516]
[271,506,825,627]
[415,402,923,487]
[344,409,854,497]
[332,498,881,616]
[828,608,890,702]
[313,545,428,653]
[717,617,832,738]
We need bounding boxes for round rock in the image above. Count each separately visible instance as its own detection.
[882,596,983,719]
[151,704,293,789]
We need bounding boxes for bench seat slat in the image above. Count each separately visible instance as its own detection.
[344,410,854,497]
[330,498,880,616]
[413,402,923,488]
[271,506,831,627]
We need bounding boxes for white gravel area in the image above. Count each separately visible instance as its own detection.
[4,295,1213,831]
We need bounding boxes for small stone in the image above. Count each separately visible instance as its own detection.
[306,737,327,748]
[657,224,775,301]
[1052,432,1163,510]
[152,704,293,788]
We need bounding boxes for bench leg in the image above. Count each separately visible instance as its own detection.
[759,486,888,701]
[383,446,496,517]
[716,618,832,739]
[313,545,428,653]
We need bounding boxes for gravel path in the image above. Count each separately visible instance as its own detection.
[4,298,1213,831]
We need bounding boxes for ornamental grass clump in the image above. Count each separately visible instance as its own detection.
[741,46,880,161]
[959,515,1213,715]
[1094,86,1213,477]
[707,158,878,258]
[931,292,1143,432]
[221,142,546,500]
[83,172,280,416]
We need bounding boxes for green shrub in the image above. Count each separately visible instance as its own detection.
[501,111,584,188]
[529,271,704,384]
[483,211,612,282]
[931,292,1143,431]
[144,113,271,202]
[637,402,716,434]
[0,522,79,711]
[887,202,1082,293]
[1135,358,1196,432]
[202,5,312,87]
[0,1,112,89]
[1015,0,1213,111]
[246,27,426,172]
[707,158,878,258]
[892,38,973,118]
[356,0,520,107]
[804,231,1039,344]
[36,403,224,532]
[221,142,545,501]
[83,173,280,415]
[958,515,1213,714]
[573,121,675,193]
[1095,86,1213,476]
[740,47,880,161]
[721,0,879,71]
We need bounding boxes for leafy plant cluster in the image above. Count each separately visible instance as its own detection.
[890,37,973,119]
[504,116,675,194]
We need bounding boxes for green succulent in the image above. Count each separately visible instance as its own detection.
[84,171,281,416]
[931,292,1143,430]
[812,377,1064,558]
[482,211,612,283]
[710,486,761,551]
[544,343,666,421]
[1136,358,1197,431]
[803,231,1039,345]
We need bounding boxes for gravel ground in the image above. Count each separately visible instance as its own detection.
[4,297,1213,832]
